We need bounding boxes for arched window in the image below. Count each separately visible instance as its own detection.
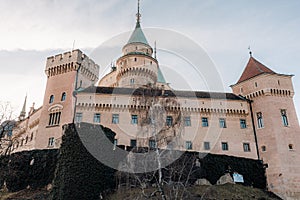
[61,92,66,101]
[49,95,54,104]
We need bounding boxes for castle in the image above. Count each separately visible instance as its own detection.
[5,3,300,199]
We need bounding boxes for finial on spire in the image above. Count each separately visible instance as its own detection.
[154,41,157,59]
[248,46,252,57]
[136,0,141,24]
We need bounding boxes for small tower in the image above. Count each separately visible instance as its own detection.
[19,95,27,121]
[35,50,99,149]
[116,0,158,88]
[231,53,300,199]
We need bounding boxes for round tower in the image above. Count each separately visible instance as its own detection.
[115,2,158,88]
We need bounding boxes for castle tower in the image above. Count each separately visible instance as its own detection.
[115,1,158,88]
[231,54,300,199]
[35,49,99,149]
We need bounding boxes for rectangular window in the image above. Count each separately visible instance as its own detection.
[112,114,119,124]
[243,143,251,152]
[186,141,193,150]
[93,113,101,123]
[184,116,191,126]
[202,117,209,127]
[219,118,227,128]
[48,112,62,126]
[257,112,264,128]
[204,142,210,150]
[166,116,173,126]
[149,140,156,148]
[130,139,137,147]
[131,115,138,124]
[281,109,289,126]
[240,119,247,129]
[222,142,228,151]
[75,112,82,123]
[48,137,55,147]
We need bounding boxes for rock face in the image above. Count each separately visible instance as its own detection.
[195,179,212,186]
[216,173,234,185]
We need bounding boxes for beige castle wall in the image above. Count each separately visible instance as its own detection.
[76,92,257,159]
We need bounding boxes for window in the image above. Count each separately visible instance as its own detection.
[48,137,55,147]
[61,92,66,101]
[281,109,289,126]
[204,142,210,150]
[257,112,264,128]
[130,139,137,147]
[75,113,82,123]
[219,118,227,128]
[240,119,247,129]
[131,115,138,124]
[255,82,258,87]
[288,144,293,150]
[112,114,119,124]
[93,113,101,123]
[202,117,209,127]
[48,112,62,126]
[240,88,243,93]
[134,58,137,62]
[49,95,54,104]
[130,78,135,85]
[184,116,191,126]
[149,140,156,148]
[186,141,193,150]
[222,142,228,151]
[261,145,266,152]
[114,139,118,146]
[243,143,251,152]
[166,116,173,126]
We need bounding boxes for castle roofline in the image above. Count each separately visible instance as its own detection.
[79,86,245,101]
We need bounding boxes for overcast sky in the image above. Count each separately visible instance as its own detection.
[0,0,299,122]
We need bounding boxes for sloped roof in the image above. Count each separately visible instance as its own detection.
[237,56,276,84]
[80,86,244,101]
[157,68,166,83]
[127,22,149,45]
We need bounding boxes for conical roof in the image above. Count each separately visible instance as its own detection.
[127,22,149,45]
[157,67,166,83]
[237,56,276,84]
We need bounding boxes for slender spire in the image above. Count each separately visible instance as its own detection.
[248,46,252,57]
[19,95,27,120]
[154,41,157,59]
[136,0,141,26]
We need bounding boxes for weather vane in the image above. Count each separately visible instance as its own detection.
[136,0,141,23]
[248,46,252,57]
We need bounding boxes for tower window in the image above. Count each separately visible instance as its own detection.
[204,142,210,150]
[278,80,280,85]
[219,118,227,128]
[281,109,289,126]
[130,139,137,147]
[202,117,209,127]
[166,116,173,126]
[240,88,243,93]
[261,145,266,152]
[186,141,193,150]
[149,140,156,148]
[184,116,191,126]
[75,112,82,123]
[130,78,135,85]
[288,144,294,150]
[93,113,101,123]
[243,143,251,152]
[61,92,66,101]
[222,142,229,151]
[240,119,247,129]
[255,82,258,87]
[134,58,137,62]
[131,115,138,124]
[48,112,61,126]
[49,95,54,104]
[48,137,55,147]
[112,114,119,124]
[257,112,264,128]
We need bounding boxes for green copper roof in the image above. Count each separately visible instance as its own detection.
[127,22,149,45]
[157,67,166,83]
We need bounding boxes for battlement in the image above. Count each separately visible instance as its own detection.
[45,49,99,78]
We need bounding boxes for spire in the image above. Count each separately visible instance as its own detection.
[248,46,252,57]
[136,0,141,25]
[19,95,27,120]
